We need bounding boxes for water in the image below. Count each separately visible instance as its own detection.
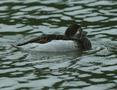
[0,0,117,90]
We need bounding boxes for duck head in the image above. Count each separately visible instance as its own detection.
[65,23,82,38]
[65,23,92,50]
[65,23,87,39]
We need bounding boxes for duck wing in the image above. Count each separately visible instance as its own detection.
[16,35,66,46]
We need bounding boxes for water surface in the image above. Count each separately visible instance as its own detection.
[0,0,117,90]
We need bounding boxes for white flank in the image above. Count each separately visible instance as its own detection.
[19,40,78,52]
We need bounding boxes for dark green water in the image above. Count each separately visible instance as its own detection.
[0,0,117,90]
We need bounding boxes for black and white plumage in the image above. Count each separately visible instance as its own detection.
[14,23,92,52]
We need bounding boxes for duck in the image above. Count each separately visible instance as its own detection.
[13,23,92,52]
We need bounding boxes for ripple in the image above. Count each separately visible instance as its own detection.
[84,16,108,22]
[88,0,113,6]
[0,0,117,90]
[0,78,18,88]
[82,83,115,90]
[90,78,107,83]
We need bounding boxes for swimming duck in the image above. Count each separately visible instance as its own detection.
[14,23,92,52]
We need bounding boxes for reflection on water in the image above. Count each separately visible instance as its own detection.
[0,0,117,90]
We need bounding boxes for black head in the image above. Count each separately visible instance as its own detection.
[65,23,82,38]
[64,23,92,50]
